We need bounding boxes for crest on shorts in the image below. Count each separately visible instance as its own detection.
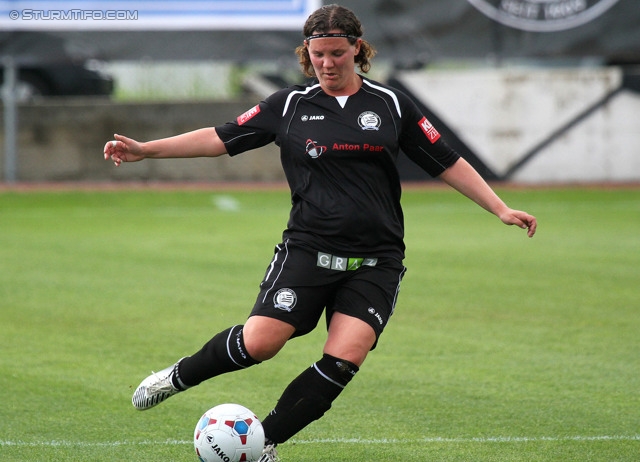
[273,288,297,312]
[467,0,620,32]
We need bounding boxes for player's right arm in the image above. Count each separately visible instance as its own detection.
[103,127,227,167]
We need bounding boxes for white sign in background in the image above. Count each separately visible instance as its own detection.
[0,0,321,30]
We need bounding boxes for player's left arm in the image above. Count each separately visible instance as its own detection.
[438,158,537,238]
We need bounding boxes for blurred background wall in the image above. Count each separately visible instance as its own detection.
[2,0,639,184]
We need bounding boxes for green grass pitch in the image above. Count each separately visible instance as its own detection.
[1,185,638,461]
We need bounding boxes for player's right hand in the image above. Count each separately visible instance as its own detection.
[103,134,145,167]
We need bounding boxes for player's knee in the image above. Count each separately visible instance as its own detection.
[243,316,295,361]
[243,330,289,361]
[244,342,281,362]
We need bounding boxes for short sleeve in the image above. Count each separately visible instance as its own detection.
[215,91,285,156]
[398,96,460,177]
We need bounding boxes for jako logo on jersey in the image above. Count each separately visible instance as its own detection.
[358,111,381,130]
[418,116,441,143]
[305,139,327,159]
[237,105,260,125]
[301,115,325,121]
[274,288,297,312]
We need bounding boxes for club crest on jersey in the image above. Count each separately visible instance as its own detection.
[358,111,381,131]
[305,139,327,159]
[273,288,297,312]
[418,116,441,143]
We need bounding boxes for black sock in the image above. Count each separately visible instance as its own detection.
[174,325,260,388]
[261,354,359,444]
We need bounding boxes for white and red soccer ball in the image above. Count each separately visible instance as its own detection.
[194,403,265,462]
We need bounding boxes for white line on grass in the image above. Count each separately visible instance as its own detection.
[1,435,639,448]
[296,435,640,444]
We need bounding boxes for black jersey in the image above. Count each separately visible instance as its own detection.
[215,77,459,260]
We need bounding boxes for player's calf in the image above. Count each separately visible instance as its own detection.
[260,353,359,443]
[131,325,261,410]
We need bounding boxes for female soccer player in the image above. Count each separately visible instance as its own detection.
[104,4,536,461]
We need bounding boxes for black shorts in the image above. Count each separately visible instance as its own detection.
[249,240,406,348]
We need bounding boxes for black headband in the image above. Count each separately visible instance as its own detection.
[305,33,359,41]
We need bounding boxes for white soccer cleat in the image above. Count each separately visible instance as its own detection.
[131,360,183,410]
[259,443,280,462]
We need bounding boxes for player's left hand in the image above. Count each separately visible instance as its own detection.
[499,209,537,238]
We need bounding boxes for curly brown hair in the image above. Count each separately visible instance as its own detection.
[295,4,377,78]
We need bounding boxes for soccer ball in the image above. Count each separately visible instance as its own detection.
[194,403,265,462]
